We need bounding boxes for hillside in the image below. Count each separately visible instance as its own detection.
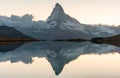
[91,34,120,47]
[0,26,36,41]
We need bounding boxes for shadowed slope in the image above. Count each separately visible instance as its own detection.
[0,26,36,41]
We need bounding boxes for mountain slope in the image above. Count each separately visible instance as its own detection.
[47,3,87,33]
[0,26,35,41]
[91,34,120,47]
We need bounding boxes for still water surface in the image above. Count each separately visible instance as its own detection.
[0,41,120,78]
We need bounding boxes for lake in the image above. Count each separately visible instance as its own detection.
[0,41,120,78]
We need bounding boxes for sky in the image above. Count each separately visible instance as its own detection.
[0,0,120,25]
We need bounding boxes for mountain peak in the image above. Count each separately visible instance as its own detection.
[55,3,63,9]
[52,3,65,14]
[47,3,65,21]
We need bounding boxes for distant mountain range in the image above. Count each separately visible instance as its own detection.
[0,3,119,40]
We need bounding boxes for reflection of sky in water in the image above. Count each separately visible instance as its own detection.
[0,54,120,78]
[0,41,120,78]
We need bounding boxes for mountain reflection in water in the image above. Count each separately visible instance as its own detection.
[0,41,120,75]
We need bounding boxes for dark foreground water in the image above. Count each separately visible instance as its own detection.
[0,41,120,78]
